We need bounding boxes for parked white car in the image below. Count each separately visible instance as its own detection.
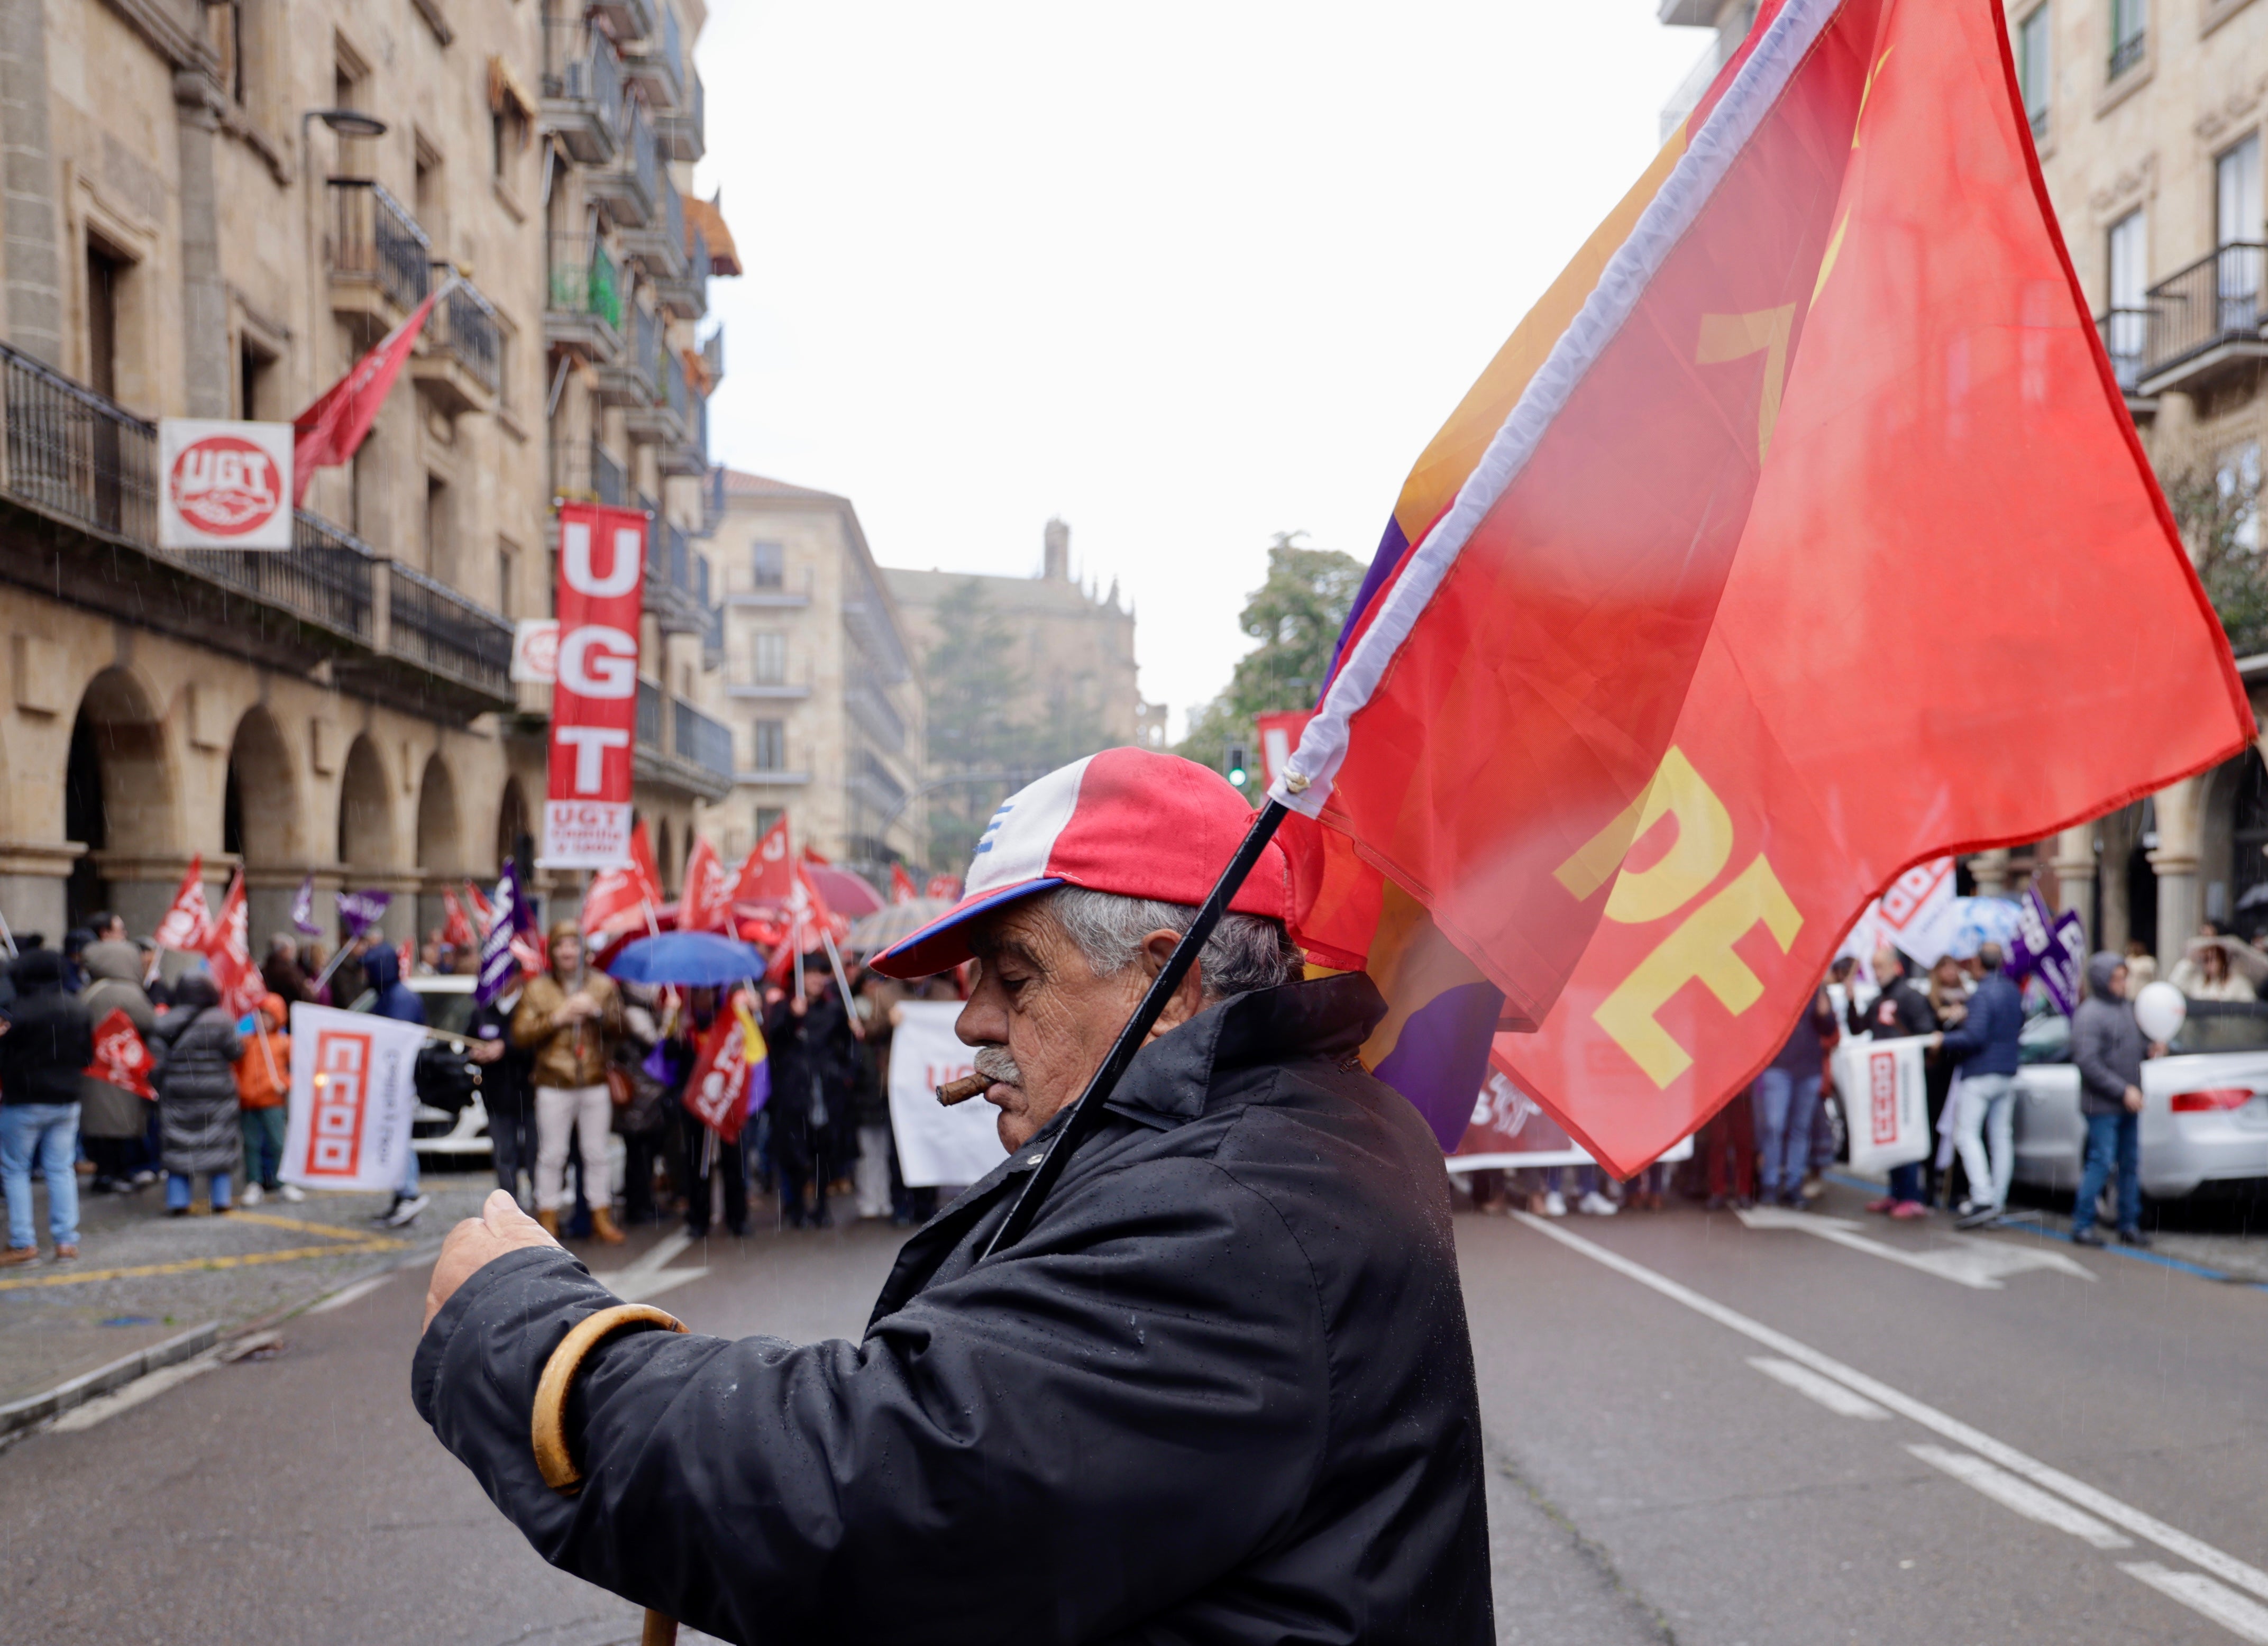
[406,974,492,1159]
[2012,1002,2268,1201]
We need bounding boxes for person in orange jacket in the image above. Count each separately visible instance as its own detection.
[234,994,299,1206]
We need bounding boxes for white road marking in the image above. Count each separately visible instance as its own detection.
[1512,1212,2268,1603]
[1735,1205,2094,1290]
[593,1229,706,1304]
[1907,1445,2132,1549]
[1748,1356,1890,1419]
[51,1354,222,1432]
[306,1273,395,1313]
[2125,1563,2268,1643]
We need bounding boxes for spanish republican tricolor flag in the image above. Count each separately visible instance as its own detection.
[1275,0,2254,1175]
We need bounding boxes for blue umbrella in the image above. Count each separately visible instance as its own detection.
[606,931,769,987]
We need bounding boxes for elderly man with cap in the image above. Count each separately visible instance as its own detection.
[412,749,1493,1644]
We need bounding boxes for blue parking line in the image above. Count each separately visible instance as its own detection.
[1823,1171,2268,1293]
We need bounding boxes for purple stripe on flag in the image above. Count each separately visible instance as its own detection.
[1371,977,1503,1151]
[1324,514,1410,692]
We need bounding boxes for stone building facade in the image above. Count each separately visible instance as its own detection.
[1659,0,2268,960]
[0,0,733,950]
[698,469,926,876]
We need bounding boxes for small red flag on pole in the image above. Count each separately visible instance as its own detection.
[291,288,443,505]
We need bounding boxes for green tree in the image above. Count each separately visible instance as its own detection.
[1175,532,1367,800]
[2165,460,2268,657]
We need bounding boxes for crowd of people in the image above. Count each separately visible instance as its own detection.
[1460,923,2259,1239]
[4,899,2258,1267]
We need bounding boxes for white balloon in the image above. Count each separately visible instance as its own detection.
[2134,980,2188,1044]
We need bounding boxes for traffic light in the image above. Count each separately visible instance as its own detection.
[1225,744,1249,787]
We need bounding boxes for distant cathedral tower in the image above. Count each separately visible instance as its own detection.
[1042,517,1071,581]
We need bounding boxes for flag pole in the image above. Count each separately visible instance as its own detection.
[980,798,1290,1259]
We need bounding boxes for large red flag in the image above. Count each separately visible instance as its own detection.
[583,819,663,938]
[291,291,440,505]
[730,814,793,907]
[151,855,212,953]
[680,836,734,934]
[202,872,267,1017]
[1275,0,2252,1174]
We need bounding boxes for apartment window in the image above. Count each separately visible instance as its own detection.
[2108,0,2144,77]
[497,539,517,618]
[751,632,787,684]
[414,134,445,244]
[424,474,452,578]
[2105,208,2146,387]
[333,59,372,178]
[755,807,784,837]
[2016,6,2050,137]
[2217,136,2262,332]
[237,339,275,420]
[751,540,784,589]
[750,719,786,771]
[2219,442,2261,553]
[85,242,124,399]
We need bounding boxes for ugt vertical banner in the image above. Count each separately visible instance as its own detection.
[545,502,645,867]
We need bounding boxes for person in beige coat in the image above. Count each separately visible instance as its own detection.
[511,920,625,1242]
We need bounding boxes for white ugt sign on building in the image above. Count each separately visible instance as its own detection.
[544,502,645,868]
[158,419,295,550]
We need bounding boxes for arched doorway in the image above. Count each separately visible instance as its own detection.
[655,817,675,895]
[225,708,298,941]
[415,754,463,945]
[2234,752,2268,943]
[495,777,530,873]
[66,668,176,931]
[337,735,393,872]
[2125,796,2159,961]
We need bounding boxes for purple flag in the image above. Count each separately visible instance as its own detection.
[290,874,321,936]
[2008,888,2087,1018]
[475,858,530,1008]
[336,889,391,940]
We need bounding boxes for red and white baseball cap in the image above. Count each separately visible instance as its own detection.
[870,748,1292,979]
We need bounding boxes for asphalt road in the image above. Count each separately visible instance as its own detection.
[3,1177,2264,1645]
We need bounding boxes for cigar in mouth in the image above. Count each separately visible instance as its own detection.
[936,1072,992,1106]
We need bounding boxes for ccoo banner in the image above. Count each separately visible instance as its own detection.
[886,1001,1009,1188]
[1829,1033,1933,1176]
[280,1004,424,1192]
[158,419,295,550]
[545,502,645,867]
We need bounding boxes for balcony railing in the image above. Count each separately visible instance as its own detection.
[589,102,657,226]
[2097,308,2150,392]
[541,16,623,162]
[547,235,623,332]
[427,275,502,396]
[624,4,684,109]
[659,69,704,161]
[2109,28,2145,79]
[625,166,688,281]
[329,179,432,315]
[550,436,628,507]
[386,559,514,698]
[0,339,507,715]
[701,325,725,387]
[845,674,907,753]
[637,677,664,748]
[2138,243,2268,392]
[674,697,733,782]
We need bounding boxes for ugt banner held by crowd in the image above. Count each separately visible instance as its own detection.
[545,503,645,867]
[280,1005,423,1192]
[1271,0,2253,1176]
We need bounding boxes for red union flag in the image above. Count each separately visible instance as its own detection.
[546,502,646,867]
[681,991,762,1143]
[680,836,733,933]
[730,813,793,907]
[84,1007,156,1100]
[1275,0,2253,1174]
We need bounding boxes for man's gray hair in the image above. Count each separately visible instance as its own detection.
[1047,887,1301,1003]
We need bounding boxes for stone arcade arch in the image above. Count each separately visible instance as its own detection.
[415,753,464,945]
[66,667,179,934]
[225,706,301,942]
[337,735,395,876]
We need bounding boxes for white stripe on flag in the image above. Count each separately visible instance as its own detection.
[1273,0,1844,815]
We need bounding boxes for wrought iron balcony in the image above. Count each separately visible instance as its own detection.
[588,102,656,228]
[625,347,687,446]
[632,676,732,800]
[700,325,725,388]
[0,339,509,720]
[662,388,707,478]
[328,179,431,322]
[549,436,628,507]
[2109,28,2145,80]
[597,303,660,407]
[2137,243,2268,398]
[658,68,704,161]
[623,4,684,111]
[658,226,707,321]
[2096,308,2151,395]
[588,0,654,44]
[674,697,733,783]
[621,166,688,281]
[541,17,623,164]
[413,273,502,415]
[544,235,624,361]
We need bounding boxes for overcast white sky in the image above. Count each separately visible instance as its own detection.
[695,3,1713,738]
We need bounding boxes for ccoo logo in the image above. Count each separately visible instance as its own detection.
[170,435,282,536]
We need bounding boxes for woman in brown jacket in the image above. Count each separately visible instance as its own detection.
[511,920,625,1241]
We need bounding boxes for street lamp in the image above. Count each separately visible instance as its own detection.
[299,107,392,411]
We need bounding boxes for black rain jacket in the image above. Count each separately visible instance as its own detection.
[413,972,1493,1645]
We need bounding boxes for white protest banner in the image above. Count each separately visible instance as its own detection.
[1837,856,1963,976]
[1830,1033,1933,1175]
[1449,1068,1693,1172]
[280,1004,425,1192]
[158,419,294,550]
[886,1000,1009,1188]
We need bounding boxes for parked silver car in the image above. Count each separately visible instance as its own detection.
[408,974,492,1159]
[2013,1002,2268,1200]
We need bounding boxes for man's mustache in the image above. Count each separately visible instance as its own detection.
[973,1046,1022,1089]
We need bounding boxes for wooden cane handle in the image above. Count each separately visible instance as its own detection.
[531,1303,687,1494]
